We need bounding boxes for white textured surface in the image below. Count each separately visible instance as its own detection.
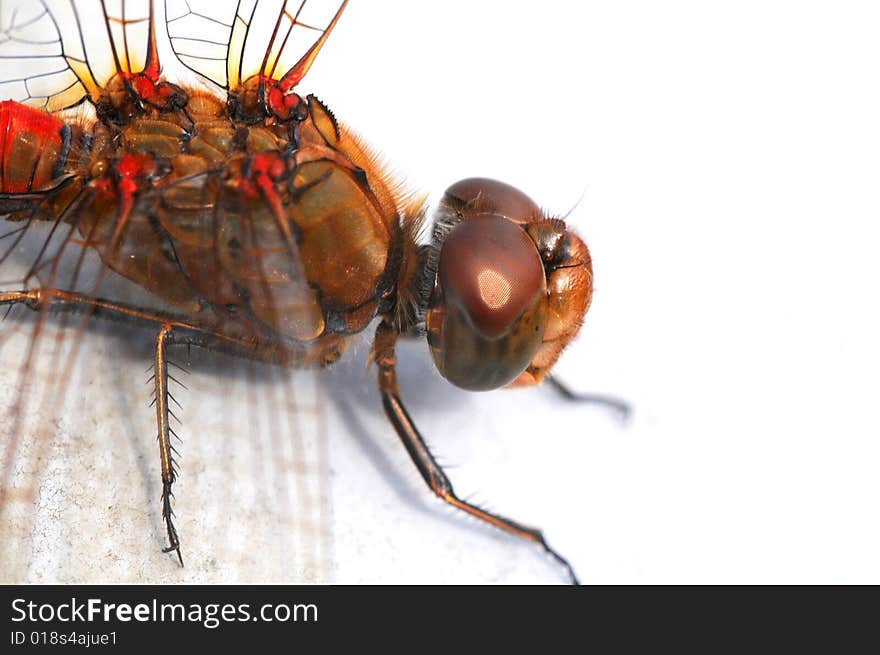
[0,304,615,585]
[2,0,880,584]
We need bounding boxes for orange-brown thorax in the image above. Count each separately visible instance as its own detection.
[1,89,411,366]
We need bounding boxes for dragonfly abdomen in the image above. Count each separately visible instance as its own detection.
[0,101,71,196]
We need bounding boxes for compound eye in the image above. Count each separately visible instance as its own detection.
[440,216,544,338]
[426,215,548,391]
[444,177,543,223]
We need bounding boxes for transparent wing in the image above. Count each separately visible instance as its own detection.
[95,0,156,76]
[0,0,91,110]
[0,0,156,111]
[165,0,347,91]
[0,287,334,583]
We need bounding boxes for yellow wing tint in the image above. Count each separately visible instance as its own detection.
[165,0,348,92]
[0,0,157,112]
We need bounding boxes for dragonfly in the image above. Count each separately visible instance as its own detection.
[0,0,626,584]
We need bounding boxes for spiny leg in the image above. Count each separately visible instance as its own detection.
[545,375,632,421]
[153,324,183,565]
[372,319,580,584]
[0,288,269,565]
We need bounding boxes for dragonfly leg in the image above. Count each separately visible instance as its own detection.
[153,324,183,565]
[545,375,632,421]
[0,288,263,354]
[2,289,191,564]
[371,319,580,584]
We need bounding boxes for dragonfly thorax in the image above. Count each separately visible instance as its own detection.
[0,85,405,366]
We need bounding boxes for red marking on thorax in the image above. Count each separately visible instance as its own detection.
[92,152,157,254]
[95,152,156,205]
[266,82,302,121]
[238,152,287,199]
[119,72,179,109]
[128,74,157,100]
[116,152,155,179]
[236,152,298,256]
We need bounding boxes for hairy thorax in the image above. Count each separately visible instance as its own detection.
[32,90,405,366]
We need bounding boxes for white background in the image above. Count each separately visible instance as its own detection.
[2,0,880,583]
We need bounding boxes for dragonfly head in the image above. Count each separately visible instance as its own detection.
[424,178,593,391]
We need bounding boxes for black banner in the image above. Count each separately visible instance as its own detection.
[1,586,876,649]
